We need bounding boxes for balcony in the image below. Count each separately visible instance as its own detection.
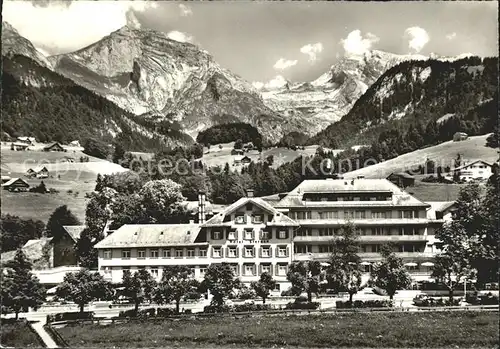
[296,218,440,226]
[293,252,435,262]
[294,235,429,243]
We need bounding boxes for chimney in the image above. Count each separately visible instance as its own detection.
[246,188,254,198]
[198,192,206,224]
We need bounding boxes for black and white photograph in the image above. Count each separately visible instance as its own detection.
[0,0,498,348]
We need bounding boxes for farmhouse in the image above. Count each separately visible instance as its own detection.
[17,136,35,145]
[451,160,493,182]
[26,166,49,179]
[1,178,30,191]
[241,155,252,164]
[386,172,415,188]
[453,132,468,142]
[43,142,65,152]
[234,156,243,165]
[69,140,81,147]
[94,179,450,289]
[10,142,29,151]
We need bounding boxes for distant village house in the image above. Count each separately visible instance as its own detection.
[452,160,493,182]
[387,172,415,188]
[1,175,12,184]
[26,166,49,179]
[453,132,468,142]
[16,136,36,145]
[1,178,30,192]
[241,155,252,164]
[11,142,29,151]
[43,142,65,152]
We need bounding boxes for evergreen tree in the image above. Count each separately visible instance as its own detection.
[46,205,81,240]
[2,250,46,319]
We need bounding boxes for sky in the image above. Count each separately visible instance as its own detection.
[2,0,498,87]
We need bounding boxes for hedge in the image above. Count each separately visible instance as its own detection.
[336,300,393,309]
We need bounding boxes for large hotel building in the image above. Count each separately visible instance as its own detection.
[95,178,455,291]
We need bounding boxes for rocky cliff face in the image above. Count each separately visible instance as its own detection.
[48,26,312,143]
[2,21,52,69]
[260,50,433,133]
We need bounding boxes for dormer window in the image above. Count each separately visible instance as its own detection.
[235,214,246,224]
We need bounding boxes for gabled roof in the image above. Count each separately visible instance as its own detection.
[43,142,64,149]
[387,172,415,179]
[27,166,48,173]
[62,225,86,242]
[453,160,493,171]
[1,237,53,269]
[1,178,29,187]
[203,197,299,227]
[11,142,29,147]
[427,201,456,219]
[94,224,203,249]
[276,179,429,208]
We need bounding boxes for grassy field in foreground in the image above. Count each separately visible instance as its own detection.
[0,321,43,348]
[57,311,499,348]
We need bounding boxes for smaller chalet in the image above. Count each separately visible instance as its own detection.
[241,156,252,164]
[386,172,415,188]
[453,132,468,142]
[2,178,30,192]
[27,166,49,179]
[43,142,65,152]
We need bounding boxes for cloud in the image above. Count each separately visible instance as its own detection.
[252,75,288,90]
[2,0,158,54]
[404,26,430,53]
[446,32,457,40]
[178,4,193,17]
[273,58,298,71]
[166,31,193,43]
[300,42,323,63]
[340,30,380,57]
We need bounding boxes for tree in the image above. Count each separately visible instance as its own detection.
[139,179,187,223]
[432,252,472,302]
[121,269,157,312]
[56,269,113,313]
[46,205,81,240]
[112,141,126,164]
[0,214,45,252]
[286,260,322,303]
[2,250,46,319]
[371,245,412,301]
[326,223,363,303]
[83,137,110,159]
[155,266,199,313]
[250,272,276,304]
[200,263,240,307]
[234,139,243,150]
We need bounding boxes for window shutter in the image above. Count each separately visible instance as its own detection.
[253,264,256,276]
[236,264,240,276]
[286,246,290,257]
[285,230,289,239]
[275,246,279,257]
[268,264,273,276]
[253,246,256,257]
[211,247,214,258]
[259,247,262,258]
[235,247,239,258]
[259,264,262,275]
[275,263,279,276]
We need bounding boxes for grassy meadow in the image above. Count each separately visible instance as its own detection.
[0,320,44,348]
[1,143,127,222]
[56,311,499,348]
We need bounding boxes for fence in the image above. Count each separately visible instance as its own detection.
[44,323,69,347]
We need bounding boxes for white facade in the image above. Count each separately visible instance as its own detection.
[453,160,493,182]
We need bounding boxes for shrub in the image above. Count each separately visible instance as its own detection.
[118,309,137,318]
[203,305,233,313]
[238,287,256,300]
[156,308,175,317]
[415,297,461,307]
[46,311,94,323]
[336,300,393,309]
[466,293,498,305]
[233,303,271,312]
[285,302,320,310]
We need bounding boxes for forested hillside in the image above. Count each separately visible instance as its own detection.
[1,54,192,152]
[196,122,263,149]
[307,56,498,148]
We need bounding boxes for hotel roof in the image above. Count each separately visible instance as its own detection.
[276,179,429,208]
[94,224,203,249]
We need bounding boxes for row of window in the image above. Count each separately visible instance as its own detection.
[289,210,422,220]
[106,264,290,277]
[296,227,424,237]
[212,246,290,258]
[232,213,264,224]
[110,246,291,259]
[211,230,289,241]
[295,244,423,253]
[302,194,392,202]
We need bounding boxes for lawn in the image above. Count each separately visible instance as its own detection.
[56,311,499,348]
[0,320,44,348]
[407,182,465,202]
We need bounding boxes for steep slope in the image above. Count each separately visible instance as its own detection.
[1,54,193,150]
[1,21,52,69]
[306,56,498,148]
[48,26,311,143]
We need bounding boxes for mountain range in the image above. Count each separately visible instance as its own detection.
[1,21,494,153]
